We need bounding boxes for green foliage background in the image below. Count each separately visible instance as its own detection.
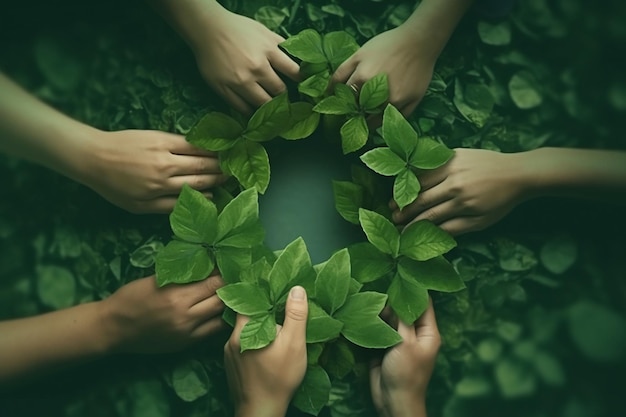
[1,0,626,416]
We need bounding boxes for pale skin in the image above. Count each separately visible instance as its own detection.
[0,73,225,214]
[0,274,225,386]
[224,286,309,417]
[150,0,300,115]
[392,148,626,236]
[332,0,475,116]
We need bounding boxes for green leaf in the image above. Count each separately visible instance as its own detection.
[568,301,626,362]
[129,241,164,268]
[540,235,578,274]
[36,265,76,309]
[387,273,429,324]
[335,292,402,348]
[478,21,512,46]
[313,96,357,115]
[322,31,359,71]
[495,239,538,272]
[382,104,417,161]
[453,79,495,128]
[254,6,289,30]
[340,116,369,154]
[306,302,343,343]
[307,344,324,366]
[360,147,407,176]
[170,184,217,244]
[348,242,395,283]
[268,237,314,303]
[398,256,465,292]
[393,168,421,210]
[315,248,351,314]
[359,73,389,111]
[240,258,272,285]
[216,188,263,246]
[400,220,456,261]
[186,112,242,151]
[221,141,270,193]
[322,339,355,379]
[509,71,543,109]
[495,358,537,398]
[334,83,358,107]
[292,366,331,416]
[245,93,291,142]
[170,359,211,402]
[409,137,455,169]
[240,313,277,352]
[215,247,252,285]
[298,71,331,98]
[358,208,400,257]
[217,282,272,316]
[332,180,364,224]
[455,375,493,398]
[281,102,320,140]
[533,351,565,386]
[155,241,214,286]
[280,29,326,63]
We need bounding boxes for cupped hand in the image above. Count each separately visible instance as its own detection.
[82,129,225,214]
[391,148,532,236]
[192,7,299,115]
[224,286,309,417]
[99,274,226,354]
[370,299,440,417]
[331,25,436,116]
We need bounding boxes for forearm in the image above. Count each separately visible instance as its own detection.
[236,403,288,417]
[520,147,626,204]
[385,395,427,417]
[0,73,96,182]
[0,302,113,386]
[401,0,475,60]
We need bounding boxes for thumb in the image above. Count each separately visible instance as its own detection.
[279,286,308,342]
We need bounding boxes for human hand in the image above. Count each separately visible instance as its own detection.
[99,274,226,354]
[331,25,435,117]
[391,148,532,236]
[224,286,309,417]
[79,129,225,214]
[189,4,299,115]
[370,299,440,417]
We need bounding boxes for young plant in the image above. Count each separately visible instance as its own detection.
[313,73,389,154]
[360,104,455,209]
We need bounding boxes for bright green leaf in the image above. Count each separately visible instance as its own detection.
[387,273,429,324]
[313,96,357,115]
[254,6,289,30]
[340,116,369,154]
[398,256,465,292]
[245,93,291,142]
[280,29,326,63]
[155,240,214,286]
[322,31,359,71]
[315,248,351,314]
[382,104,417,161]
[358,208,400,257]
[217,282,272,316]
[348,242,395,283]
[215,247,252,285]
[359,73,389,111]
[393,168,421,210]
[268,237,315,303]
[409,137,455,169]
[400,220,456,261]
[281,102,320,140]
[292,366,331,416]
[360,147,407,176]
[332,180,364,224]
[306,302,343,343]
[170,184,217,244]
[221,141,270,193]
[186,112,242,151]
[240,313,277,352]
[216,188,263,246]
[298,71,331,98]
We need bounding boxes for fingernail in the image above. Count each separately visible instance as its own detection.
[290,286,305,300]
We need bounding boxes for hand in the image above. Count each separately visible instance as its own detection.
[81,129,225,214]
[224,286,309,417]
[99,274,226,354]
[189,5,299,115]
[332,24,435,117]
[391,148,531,236]
[370,299,440,417]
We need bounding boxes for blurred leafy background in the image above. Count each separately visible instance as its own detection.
[1,0,626,416]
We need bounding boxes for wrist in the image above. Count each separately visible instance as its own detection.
[384,393,428,417]
[94,297,124,355]
[235,400,289,417]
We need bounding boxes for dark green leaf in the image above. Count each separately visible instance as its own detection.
[358,208,400,257]
[340,116,369,154]
[240,313,277,352]
[495,239,538,272]
[186,112,242,151]
[170,184,217,244]
[36,265,76,309]
[280,29,326,63]
[315,248,351,314]
[306,302,343,343]
[398,256,465,292]
[322,339,355,379]
[400,220,456,261]
[568,301,626,362]
[509,71,543,109]
[495,358,537,398]
[454,79,495,128]
[409,137,455,169]
[387,273,429,324]
[281,102,320,140]
[215,247,252,285]
[130,241,164,268]
[254,6,289,30]
[245,93,291,142]
[393,168,421,210]
[221,141,270,193]
[359,73,389,111]
[292,366,331,416]
[170,359,210,402]
[360,147,407,176]
[332,180,364,224]
[217,282,272,316]
[478,21,512,46]
[155,241,214,286]
[540,235,578,274]
[382,104,417,160]
[348,242,395,283]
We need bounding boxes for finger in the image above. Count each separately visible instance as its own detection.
[400,100,419,118]
[169,154,222,176]
[183,275,225,304]
[437,216,481,237]
[223,86,253,116]
[393,186,453,224]
[228,314,251,352]
[369,365,385,415]
[167,137,217,157]
[410,199,458,226]
[131,197,177,214]
[233,82,273,109]
[165,174,228,194]
[397,319,416,342]
[279,286,308,342]
[258,68,288,97]
[415,298,439,339]
[268,48,301,82]
[189,295,225,320]
[191,317,226,339]
[417,167,449,192]
[330,56,358,86]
